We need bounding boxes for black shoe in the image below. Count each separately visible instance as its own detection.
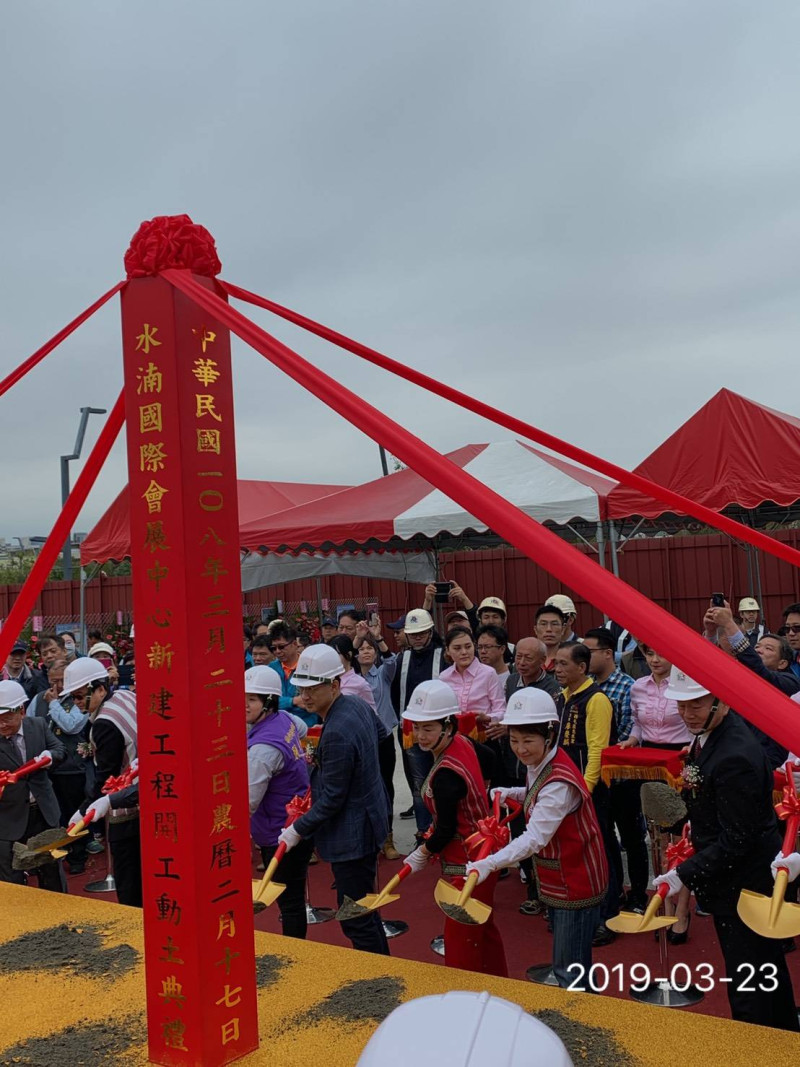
[68,863,86,875]
[399,806,415,819]
[498,867,510,880]
[592,924,616,947]
[666,912,691,946]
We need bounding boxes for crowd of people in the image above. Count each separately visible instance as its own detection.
[2,589,800,1029]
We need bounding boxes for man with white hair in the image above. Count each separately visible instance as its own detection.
[653,666,798,1031]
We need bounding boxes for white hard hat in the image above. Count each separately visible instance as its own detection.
[244,665,283,697]
[60,656,109,696]
[545,594,576,616]
[663,665,711,701]
[478,597,507,616]
[291,644,344,687]
[89,641,116,659]
[356,991,573,1067]
[738,597,760,612]
[503,688,559,727]
[402,679,459,723]
[0,680,28,711]
[404,609,434,634]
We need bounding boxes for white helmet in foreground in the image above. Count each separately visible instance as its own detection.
[356,991,573,1067]
[0,680,28,711]
[292,644,344,688]
[663,666,711,701]
[503,688,559,727]
[402,679,459,722]
[60,657,109,697]
[244,665,283,697]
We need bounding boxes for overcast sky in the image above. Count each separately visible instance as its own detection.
[3,1,800,543]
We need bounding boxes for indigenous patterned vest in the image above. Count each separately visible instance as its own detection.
[523,748,608,908]
[422,733,488,877]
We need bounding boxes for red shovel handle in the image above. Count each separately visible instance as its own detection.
[656,882,670,901]
[780,814,800,859]
[396,863,413,884]
[499,798,522,825]
[273,841,287,865]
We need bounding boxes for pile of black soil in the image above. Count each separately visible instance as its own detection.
[531,1009,639,1066]
[0,923,138,979]
[303,976,405,1026]
[255,952,291,988]
[0,1018,138,1067]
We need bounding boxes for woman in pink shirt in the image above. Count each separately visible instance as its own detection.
[621,646,691,751]
[619,644,692,943]
[439,627,506,724]
[328,635,377,712]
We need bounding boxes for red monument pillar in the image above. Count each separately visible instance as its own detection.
[121,216,258,1065]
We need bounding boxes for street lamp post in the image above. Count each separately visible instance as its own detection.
[61,407,107,581]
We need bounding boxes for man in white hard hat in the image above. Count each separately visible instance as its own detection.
[545,595,579,643]
[737,597,765,649]
[277,644,391,955]
[0,679,65,891]
[402,679,507,976]
[652,666,798,1031]
[466,689,608,988]
[63,657,141,907]
[245,666,312,938]
[356,991,574,1067]
[390,609,445,836]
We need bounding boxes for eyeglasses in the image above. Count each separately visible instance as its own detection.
[477,643,500,651]
[780,625,800,635]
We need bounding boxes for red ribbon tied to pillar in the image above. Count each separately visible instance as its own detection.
[124,214,222,279]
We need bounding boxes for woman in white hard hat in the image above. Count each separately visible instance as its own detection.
[356,991,574,1067]
[402,679,507,976]
[466,688,608,988]
[245,666,312,938]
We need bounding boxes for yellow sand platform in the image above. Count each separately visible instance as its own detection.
[0,883,797,1066]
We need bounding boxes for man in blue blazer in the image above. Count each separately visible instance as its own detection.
[279,644,390,954]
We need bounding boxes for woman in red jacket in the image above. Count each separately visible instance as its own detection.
[467,688,608,988]
[400,679,507,976]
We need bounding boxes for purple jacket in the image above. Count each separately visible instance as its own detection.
[248,711,309,847]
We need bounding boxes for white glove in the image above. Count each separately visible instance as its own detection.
[129,758,139,776]
[38,750,53,766]
[465,857,495,885]
[652,869,684,899]
[85,795,111,823]
[490,786,511,805]
[69,808,84,828]
[403,847,429,874]
[771,851,800,883]
[278,824,302,852]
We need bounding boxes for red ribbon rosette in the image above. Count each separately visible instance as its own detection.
[124,214,222,279]
[464,814,511,861]
[665,825,694,869]
[776,781,800,823]
[101,764,139,795]
[284,789,312,825]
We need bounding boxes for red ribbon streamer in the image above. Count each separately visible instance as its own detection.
[0,283,124,401]
[285,789,312,823]
[0,394,124,667]
[464,815,511,858]
[220,279,800,574]
[163,270,800,759]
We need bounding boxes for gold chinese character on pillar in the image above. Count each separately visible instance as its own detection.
[142,480,169,514]
[139,402,163,433]
[196,428,221,454]
[192,357,220,384]
[140,441,168,473]
[135,324,162,355]
[137,361,163,395]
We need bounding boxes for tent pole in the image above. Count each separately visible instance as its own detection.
[609,521,620,579]
[597,521,609,623]
[315,576,324,636]
[596,521,607,570]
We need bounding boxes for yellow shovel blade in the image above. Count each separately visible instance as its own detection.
[434,878,491,926]
[251,879,286,914]
[28,829,89,856]
[606,909,677,934]
[738,871,800,939]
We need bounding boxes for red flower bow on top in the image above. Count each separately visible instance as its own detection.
[285,789,312,824]
[124,214,222,279]
[776,781,800,822]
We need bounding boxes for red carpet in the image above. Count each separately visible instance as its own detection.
[67,847,800,1022]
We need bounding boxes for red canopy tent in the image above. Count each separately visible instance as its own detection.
[80,479,351,564]
[607,389,800,519]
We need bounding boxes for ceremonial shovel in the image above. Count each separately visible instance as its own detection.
[434,795,519,927]
[252,789,311,914]
[607,824,693,935]
[738,761,800,939]
[335,864,414,921]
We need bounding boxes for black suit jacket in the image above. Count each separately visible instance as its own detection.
[677,712,781,914]
[0,717,65,840]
